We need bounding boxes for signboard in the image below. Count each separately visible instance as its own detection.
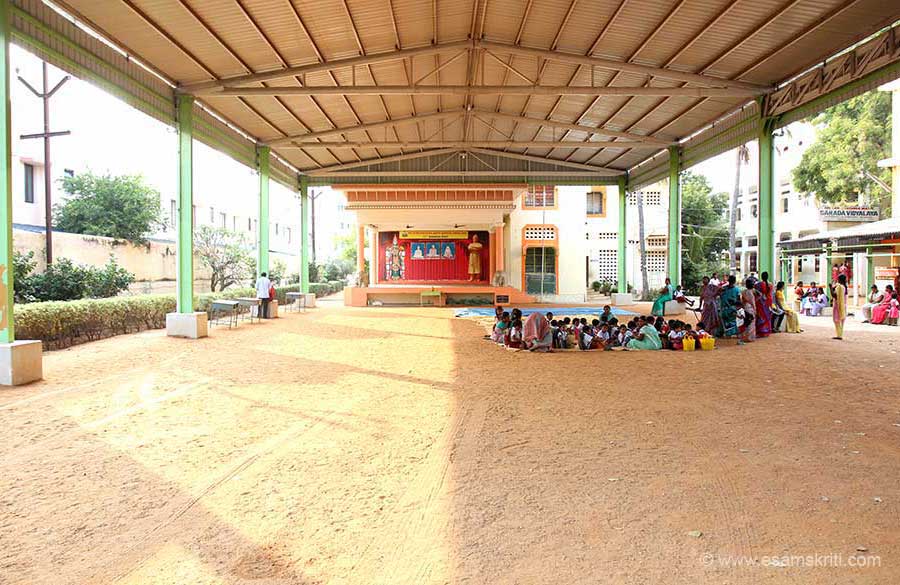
[818,207,879,222]
[495,294,510,304]
[875,267,899,279]
[399,230,468,240]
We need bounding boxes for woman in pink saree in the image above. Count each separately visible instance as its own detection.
[523,312,553,352]
[697,276,720,333]
[754,272,774,337]
[871,285,895,325]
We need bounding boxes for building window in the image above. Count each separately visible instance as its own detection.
[750,204,758,218]
[248,217,252,231]
[220,212,227,228]
[586,187,606,216]
[645,250,666,273]
[646,236,667,248]
[814,256,820,272]
[233,216,238,232]
[170,199,177,229]
[748,237,758,247]
[275,223,279,236]
[779,232,791,241]
[749,252,758,273]
[524,225,557,241]
[524,246,557,294]
[209,207,215,224]
[781,198,789,213]
[253,219,258,234]
[23,163,34,203]
[287,227,292,244]
[628,190,661,205]
[523,185,555,209]
[736,208,742,221]
[595,249,617,283]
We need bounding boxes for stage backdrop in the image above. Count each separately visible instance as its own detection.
[379,230,489,283]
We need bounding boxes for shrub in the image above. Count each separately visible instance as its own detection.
[591,280,601,292]
[13,251,38,303]
[14,255,135,302]
[15,284,304,350]
[308,283,331,297]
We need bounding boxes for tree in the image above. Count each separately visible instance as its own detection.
[792,91,892,215]
[54,172,164,244]
[194,226,255,292]
[636,188,650,300]
[680,171,730,293]
[729,144,749,273]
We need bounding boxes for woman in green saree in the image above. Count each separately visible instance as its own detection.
[627,316,663,350]
[717,275,741,337]
[651,278,675,317]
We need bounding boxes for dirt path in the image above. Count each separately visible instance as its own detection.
[1,304,899,584]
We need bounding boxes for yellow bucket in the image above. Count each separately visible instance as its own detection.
[700,337,716,351]
[682,337,696,351]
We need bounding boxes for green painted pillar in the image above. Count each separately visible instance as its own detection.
[667,146,681,284]
[758,117,776,278]
[866,246,875,289]
[176,94,194,313]
[616,174,627,293]
[300,175,310,293]
[0,0,13,343]
[257,145,270,277]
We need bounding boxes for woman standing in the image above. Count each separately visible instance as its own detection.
[774,281,802,333]
[717,275,741,337]
[698,276,721,334]
[651,278,675,317]
[832,274,847,340]
[738,278,757,344]
[754,271,774,337]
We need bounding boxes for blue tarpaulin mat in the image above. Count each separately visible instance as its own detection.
[454,306,637,318]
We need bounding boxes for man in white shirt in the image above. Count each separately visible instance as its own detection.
[255,271,272,319]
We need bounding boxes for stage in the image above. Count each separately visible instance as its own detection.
[343,284,535,307]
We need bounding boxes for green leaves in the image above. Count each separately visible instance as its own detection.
[14,254,135,302]
[194,225,255,292]
[54,172,164,244]
[679,171,730,293]
[792,91,892,214]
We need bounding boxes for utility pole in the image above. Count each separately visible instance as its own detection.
[18,62,70,264]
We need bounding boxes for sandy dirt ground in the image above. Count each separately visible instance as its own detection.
[1,299,899,585]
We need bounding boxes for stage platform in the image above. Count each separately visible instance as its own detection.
[343,284,534,307]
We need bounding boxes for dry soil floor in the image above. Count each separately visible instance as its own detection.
[1,303,899,584]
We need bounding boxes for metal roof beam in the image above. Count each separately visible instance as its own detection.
[283,140,661,149]
[307,148,460,174]
[266,111,462,146]
[466,148,624,175]
[476,40,771,91]
[182,40,473,93]
[212,85,763,97]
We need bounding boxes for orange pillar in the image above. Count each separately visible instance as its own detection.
[495,224,505,272]
[356,225,366,275]
[488,230,496,283]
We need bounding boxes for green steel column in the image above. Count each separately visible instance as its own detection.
[0,0,13,343]
[176,94,194,313]
[758,117,776,278]
[866,246,875,288]
[667,146,681,284]
[616,174,627,293]
[257,145,270,276]
[300,175,309,293]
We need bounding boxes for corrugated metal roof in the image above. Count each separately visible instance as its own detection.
[19,0,900,180]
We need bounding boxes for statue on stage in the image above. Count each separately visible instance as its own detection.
[384,235,406,280]
[466,234,483,282]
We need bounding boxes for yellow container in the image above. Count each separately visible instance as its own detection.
[700,337,716,351]
[682,337,696,351]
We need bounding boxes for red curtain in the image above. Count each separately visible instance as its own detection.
[378,231,489,283]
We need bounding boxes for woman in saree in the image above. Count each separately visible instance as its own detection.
[651,277,675,317]
[871,285,895,325]
[627,316,662,350]
[860,285,884,323]
[523,312,553,352]
[717,275,741,337]
[832,274,847,340]
[697,276,721,334]
[754,271,774,337]
[774,281,801,333]
[738,278,757,344]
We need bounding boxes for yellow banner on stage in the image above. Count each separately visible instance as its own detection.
[399,230,468,240]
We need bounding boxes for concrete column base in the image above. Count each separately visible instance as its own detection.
[303,293,316,308]
[0,340,43,386]
[664,300,686,315]
[252,300,279,318]
[166,312,209,339]
[611,293,634,306]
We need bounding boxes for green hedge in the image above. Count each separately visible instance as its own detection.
[14,284,308,350]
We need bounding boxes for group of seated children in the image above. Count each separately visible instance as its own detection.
[489,305,711,351]
[795,281,829,316]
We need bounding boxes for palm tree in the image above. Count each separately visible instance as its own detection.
[637,188,650,300]
[729,144,749,274]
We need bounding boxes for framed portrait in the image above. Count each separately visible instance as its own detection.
[410,242,426,260]
[425,242,441,259]
[440,242,456,260]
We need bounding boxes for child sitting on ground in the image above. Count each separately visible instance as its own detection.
[695,321,710,338]
[492,311,510,344]
[667,321,684,350]
[507,318,523,348]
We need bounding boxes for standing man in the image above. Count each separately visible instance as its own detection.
[255,271,272,319]
[832,273,847,340]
